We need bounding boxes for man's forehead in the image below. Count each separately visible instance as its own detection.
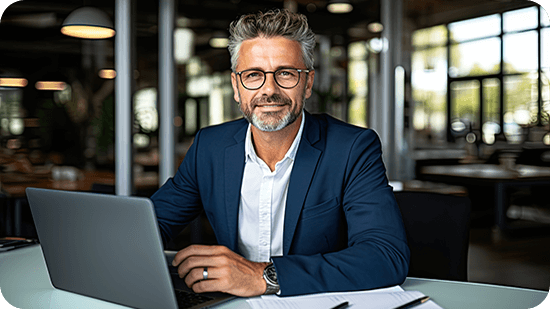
[237,36,304,68]
[240,36,301,51]
[242,35,296,44]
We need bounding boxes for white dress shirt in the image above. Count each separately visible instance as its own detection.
[237,113,305,262]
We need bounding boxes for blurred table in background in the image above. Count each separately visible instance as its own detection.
[1,170,158,198]
[420,164,550,232]
[0,169,159,237]
[391,180,468,196]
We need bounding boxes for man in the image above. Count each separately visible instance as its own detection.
[151,9,409,297]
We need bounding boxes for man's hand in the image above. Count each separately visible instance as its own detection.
[172,244,269,297]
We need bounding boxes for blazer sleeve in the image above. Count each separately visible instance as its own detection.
[272,130,410,296]
[150,130,204,247]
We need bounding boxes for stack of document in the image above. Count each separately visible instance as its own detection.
[247,286,442,309]
[0,238,38,252]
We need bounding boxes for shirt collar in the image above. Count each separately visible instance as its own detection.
[245,110,305,164]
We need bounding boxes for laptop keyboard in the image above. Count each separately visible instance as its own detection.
[169,265,215,308]
[175,289,214,309]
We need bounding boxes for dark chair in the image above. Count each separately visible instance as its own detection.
[91,183,116,195]
[394,191,471,281]
[91,183,157,198]
[0,191,7,237]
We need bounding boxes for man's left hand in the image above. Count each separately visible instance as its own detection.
[172,244,269,297]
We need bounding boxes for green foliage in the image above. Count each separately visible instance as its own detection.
[91,95,114,153]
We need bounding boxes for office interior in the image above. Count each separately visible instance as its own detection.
[0,0,549,292]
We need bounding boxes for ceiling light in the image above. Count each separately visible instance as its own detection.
[3,13,57,28]
[61,7,115,39]
[35,81,67,91]
[368,22,384,33]
[367,38,386,54]
[327,0,353,14]
[0,78,28,88]
[209,32,229,48]
[99,69,117,79]
[210,38,229,48]
[175,28,195,64]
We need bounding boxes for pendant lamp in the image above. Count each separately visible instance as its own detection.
[61,7,115,39]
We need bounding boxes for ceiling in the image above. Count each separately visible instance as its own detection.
[0,0,534,83]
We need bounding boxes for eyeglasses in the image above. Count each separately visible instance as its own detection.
[235,68,311,90]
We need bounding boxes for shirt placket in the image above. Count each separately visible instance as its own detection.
[258,168,274,261]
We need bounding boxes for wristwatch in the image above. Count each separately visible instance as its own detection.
[262,263,280,295]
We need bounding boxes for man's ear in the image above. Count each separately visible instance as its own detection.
[304,70,315,99]
[231,72,240,103]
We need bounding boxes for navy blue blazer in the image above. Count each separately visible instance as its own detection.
[151,111,410,296]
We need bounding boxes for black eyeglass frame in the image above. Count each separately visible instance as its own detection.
[235,68,311,90]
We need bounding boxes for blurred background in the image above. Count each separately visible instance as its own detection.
[0,0,549,292]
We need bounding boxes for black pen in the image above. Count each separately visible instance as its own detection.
[330,301,349,309]
[393,296,430,309]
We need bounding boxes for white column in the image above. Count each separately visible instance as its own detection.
[115,0,133,195]
[158,0,176,186]
[375,0,403,180]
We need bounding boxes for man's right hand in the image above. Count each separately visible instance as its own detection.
[172,244,270,297]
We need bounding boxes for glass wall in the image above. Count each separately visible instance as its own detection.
[411,5,549,146]
[411,25,448,144]
[348,41,368,127]
[0,90,24,139]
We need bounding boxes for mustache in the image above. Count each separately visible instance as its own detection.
[252,94,292,106]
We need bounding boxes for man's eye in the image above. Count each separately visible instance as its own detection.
[244,72,261,79]
[277,70,298,80]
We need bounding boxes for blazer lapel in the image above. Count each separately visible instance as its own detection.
[283,112,322,255]
[224,126,247,252]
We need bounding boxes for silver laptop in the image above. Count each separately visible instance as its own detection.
[26,187,235,309]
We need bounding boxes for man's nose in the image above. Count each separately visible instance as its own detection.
[260,73,279,95]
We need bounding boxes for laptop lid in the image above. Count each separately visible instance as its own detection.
[26,187,179,309]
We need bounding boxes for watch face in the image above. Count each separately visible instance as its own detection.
[266,265,278,283]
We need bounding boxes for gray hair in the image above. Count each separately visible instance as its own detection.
[228,9,316,72]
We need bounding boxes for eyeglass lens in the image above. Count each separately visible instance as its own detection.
[240,69,302,89]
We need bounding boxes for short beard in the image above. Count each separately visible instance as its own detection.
[239,92,306,132]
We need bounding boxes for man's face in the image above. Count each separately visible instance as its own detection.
[231,36,315,132]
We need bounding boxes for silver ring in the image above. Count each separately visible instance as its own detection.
[203,267,208,280]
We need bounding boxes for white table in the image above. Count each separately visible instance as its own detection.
[0,245,547,309]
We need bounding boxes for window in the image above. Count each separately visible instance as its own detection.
[0,90,24,137]
[348,41,368,127]
[543,27,550,124]
[503,6,538,33]
[411,5,549,145]
[133,88,158,148]
[411,26,448,143]
[503,31,538,74]
[451,80,480,130]
[450,37,501,77]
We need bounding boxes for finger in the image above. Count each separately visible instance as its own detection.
[191,278,230,294]
[177,255,227,278]
[184,266,218,287]
[172,244,227,267]
[172,244,203,266]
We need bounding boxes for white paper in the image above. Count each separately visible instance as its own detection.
[247,286,443,309]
